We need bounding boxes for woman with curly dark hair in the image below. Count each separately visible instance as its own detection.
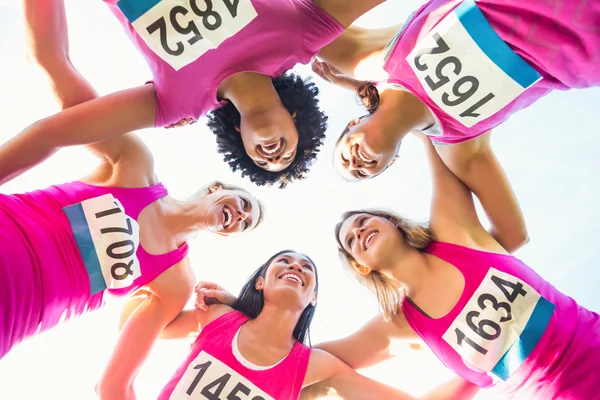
[0,0,387,188]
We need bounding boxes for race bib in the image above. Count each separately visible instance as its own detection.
[170,351,274,400]
[442,268,555,381]
[63,194,141,296]
[406,0,542,128]
[118,0,258,71]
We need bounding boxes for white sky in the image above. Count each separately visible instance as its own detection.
[1,1,599,399]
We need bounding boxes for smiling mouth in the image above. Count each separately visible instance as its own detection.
[364,230,378,250]
[222,205,233,229]
[279,272,304,286]
[256,139,285,158]
[353,144,376,165]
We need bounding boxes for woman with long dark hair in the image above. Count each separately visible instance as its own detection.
[145,250,440,400]
[324,135,600,399]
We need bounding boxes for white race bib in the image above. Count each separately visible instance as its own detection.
[170,351,274,400]
[442,268,555,381]
[64,194,141,295]
[406,0,541,128]
[118,0,258,71]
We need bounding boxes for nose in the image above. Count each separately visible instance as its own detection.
[236,208,248,223]
[352,226,365,241]
[288,263,304,273]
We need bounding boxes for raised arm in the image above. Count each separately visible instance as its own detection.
[422,134,506,252]
[2,0,156,186]
[434,132,528,253]
[97,260,196,400]
[315,313,417,370]
[314,0,387,29]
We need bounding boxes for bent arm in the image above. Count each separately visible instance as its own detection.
[317,25,400,76]
[97,261,195,400]
[435,132,528,252]
[315,314,416,370]
[0,85,156,186]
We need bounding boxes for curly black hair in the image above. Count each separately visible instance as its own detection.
[207,73,328,189]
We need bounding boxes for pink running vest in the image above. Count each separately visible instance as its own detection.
[159,311,311,399]
[0,181,188,359]
[402,242,600,399]
[384,0,600,144]
[104,0,343,127]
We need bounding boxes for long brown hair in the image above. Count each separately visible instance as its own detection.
[334,210,433,320]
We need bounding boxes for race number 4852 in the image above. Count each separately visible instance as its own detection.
[122,0,258,70]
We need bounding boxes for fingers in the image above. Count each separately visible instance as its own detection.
[195,281,220,293]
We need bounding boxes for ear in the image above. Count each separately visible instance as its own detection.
[309,291,318,307]
[255,276,265,291]
[355,264,371,276]
[389,153,400,166]
[234,125,241,133]
[208,183,224,194]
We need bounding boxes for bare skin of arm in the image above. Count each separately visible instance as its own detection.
[300,350,478,400]
[2,0,157,187]
[434,132,528,253]
[314,0,388,29]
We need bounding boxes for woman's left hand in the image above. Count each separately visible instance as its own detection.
[194,282,237,311]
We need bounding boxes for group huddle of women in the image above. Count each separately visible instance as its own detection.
[1,0,599,398]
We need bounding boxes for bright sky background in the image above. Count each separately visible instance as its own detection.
[1,1,599,399]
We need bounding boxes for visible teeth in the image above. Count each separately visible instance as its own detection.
[262,141,282,155]
[281,273,302,285]
[223,207,233,228]
[365,231,377,248]
[357,147,373,163]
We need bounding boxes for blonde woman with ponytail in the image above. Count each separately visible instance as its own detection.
[321,135,600,399]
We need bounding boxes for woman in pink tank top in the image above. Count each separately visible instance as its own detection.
[148,250,437,399]
[319,134,600,399]
[0,0,390,189]
[313,0,600,253]
[0,2,263,399]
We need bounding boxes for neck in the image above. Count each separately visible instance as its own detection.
[376,88,435,146]
[387,248,432,298]
[245,303,302,349]
[219,72,278,116]
[161,196,209,244]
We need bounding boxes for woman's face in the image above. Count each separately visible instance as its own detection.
[337,213,404,272]
[259,252,317,309]
[205,189,260,236]
[333,116,399,182]
[240,107,299,172]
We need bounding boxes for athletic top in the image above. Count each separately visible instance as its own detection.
[0,181,189,359]
[384,0,600,144]
[158,310,311,399]
[402,242,600,398]
[104,0,343,127]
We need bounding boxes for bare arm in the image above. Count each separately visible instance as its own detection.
[97,260,195,400]
[435,132,528,253]
[422,135,505,252]
[315,313,417,370]
[301,349,417,400]
[317,25,400,76]
[20,0,157,177]
[314,0,387,28]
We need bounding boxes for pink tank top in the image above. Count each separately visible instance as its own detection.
[384,0,600,144]
[402,242,600,398]
[159,311,311,400]
[104,0,343,127]
[0,181,188,359]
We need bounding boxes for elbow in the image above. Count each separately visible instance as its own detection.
[96,376,134,400]
[504,229,530,253]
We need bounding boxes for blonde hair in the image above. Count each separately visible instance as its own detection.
[334,209,433,321]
